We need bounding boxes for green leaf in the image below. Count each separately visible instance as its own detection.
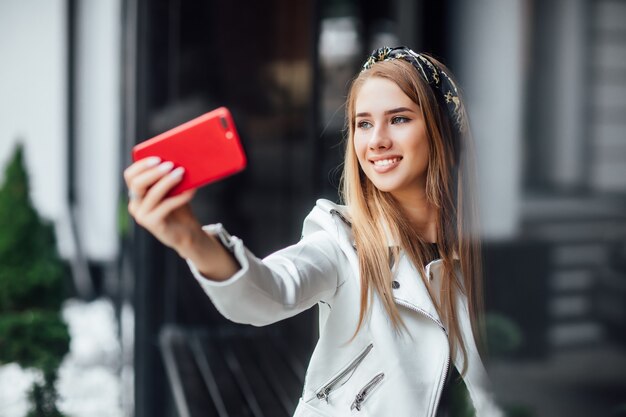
[0,310,70,373]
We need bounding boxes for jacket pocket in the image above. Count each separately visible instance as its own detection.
[313,342,374,403]
[349,372,385,411]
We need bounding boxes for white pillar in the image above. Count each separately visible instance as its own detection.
[450,0,526,239]
[74,0,122,261]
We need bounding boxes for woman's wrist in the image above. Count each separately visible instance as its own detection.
[177,224,240,281]
[176,224,213,261]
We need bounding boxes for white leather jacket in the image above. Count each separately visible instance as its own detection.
[187,199,503,417]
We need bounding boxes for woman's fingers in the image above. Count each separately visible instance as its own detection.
[124,159,199,252]
[128,161,175,200]
[136,166,186,215]
[123,156,162,186]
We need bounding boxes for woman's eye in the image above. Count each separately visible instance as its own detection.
[391,116,410,124]
[357,120,372,129]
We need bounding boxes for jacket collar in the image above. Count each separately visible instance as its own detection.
[307,199,452,327]
[315,199,460,276]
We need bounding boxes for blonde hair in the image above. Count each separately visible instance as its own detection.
[340,57,484,376]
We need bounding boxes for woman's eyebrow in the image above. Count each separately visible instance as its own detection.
[384,107,415,115]
[355,107,416,118]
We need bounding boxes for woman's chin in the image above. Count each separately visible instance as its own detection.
[370,181,398,194]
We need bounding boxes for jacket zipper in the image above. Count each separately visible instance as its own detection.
[432,350,451,417]
[394,299,450,417]
[424,261,451,417]
[350,372,385,411]
[315,342,374,402]
[329,209,352,227]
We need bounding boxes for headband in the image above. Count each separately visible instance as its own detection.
[361,46,466,134]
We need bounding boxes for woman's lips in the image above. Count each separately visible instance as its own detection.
[370,156,402,173]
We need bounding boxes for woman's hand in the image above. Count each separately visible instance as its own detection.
[124,156,200,255]
[123,156,240,280]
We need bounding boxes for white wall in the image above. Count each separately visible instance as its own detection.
[0,0,68,241]
[451,0,526,239]
[0,0,122,262]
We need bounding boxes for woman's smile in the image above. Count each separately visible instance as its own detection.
[369,156,403,173]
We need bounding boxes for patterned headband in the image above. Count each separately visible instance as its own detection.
[362,46,466,134]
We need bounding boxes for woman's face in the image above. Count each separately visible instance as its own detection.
[353,76,429,198]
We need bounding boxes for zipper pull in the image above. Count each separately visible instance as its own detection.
[315,343,374,403]
[316,387,331,403]
[350,373,384,411]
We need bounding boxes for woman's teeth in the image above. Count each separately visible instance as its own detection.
[373,158,400,166]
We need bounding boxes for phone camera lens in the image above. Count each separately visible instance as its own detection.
[219,116,229,130]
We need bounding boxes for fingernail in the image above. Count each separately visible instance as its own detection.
[145,156,161,167]
[158,161,174,172]
[170,167,185,178]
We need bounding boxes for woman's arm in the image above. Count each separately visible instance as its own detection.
[124,158,342,325]
[187,227,342,326]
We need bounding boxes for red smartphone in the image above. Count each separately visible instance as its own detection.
[132,107,246,196]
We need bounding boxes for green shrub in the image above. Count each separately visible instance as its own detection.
[0,144,70,416]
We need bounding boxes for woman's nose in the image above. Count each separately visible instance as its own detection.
[368,126,391,150]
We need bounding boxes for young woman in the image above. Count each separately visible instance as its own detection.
[124,46,503,417]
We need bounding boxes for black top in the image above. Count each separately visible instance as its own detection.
[423,242,440,266]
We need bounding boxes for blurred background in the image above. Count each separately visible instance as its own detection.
[1,0,625,416]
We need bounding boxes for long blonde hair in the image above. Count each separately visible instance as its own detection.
[340,57,484,376]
